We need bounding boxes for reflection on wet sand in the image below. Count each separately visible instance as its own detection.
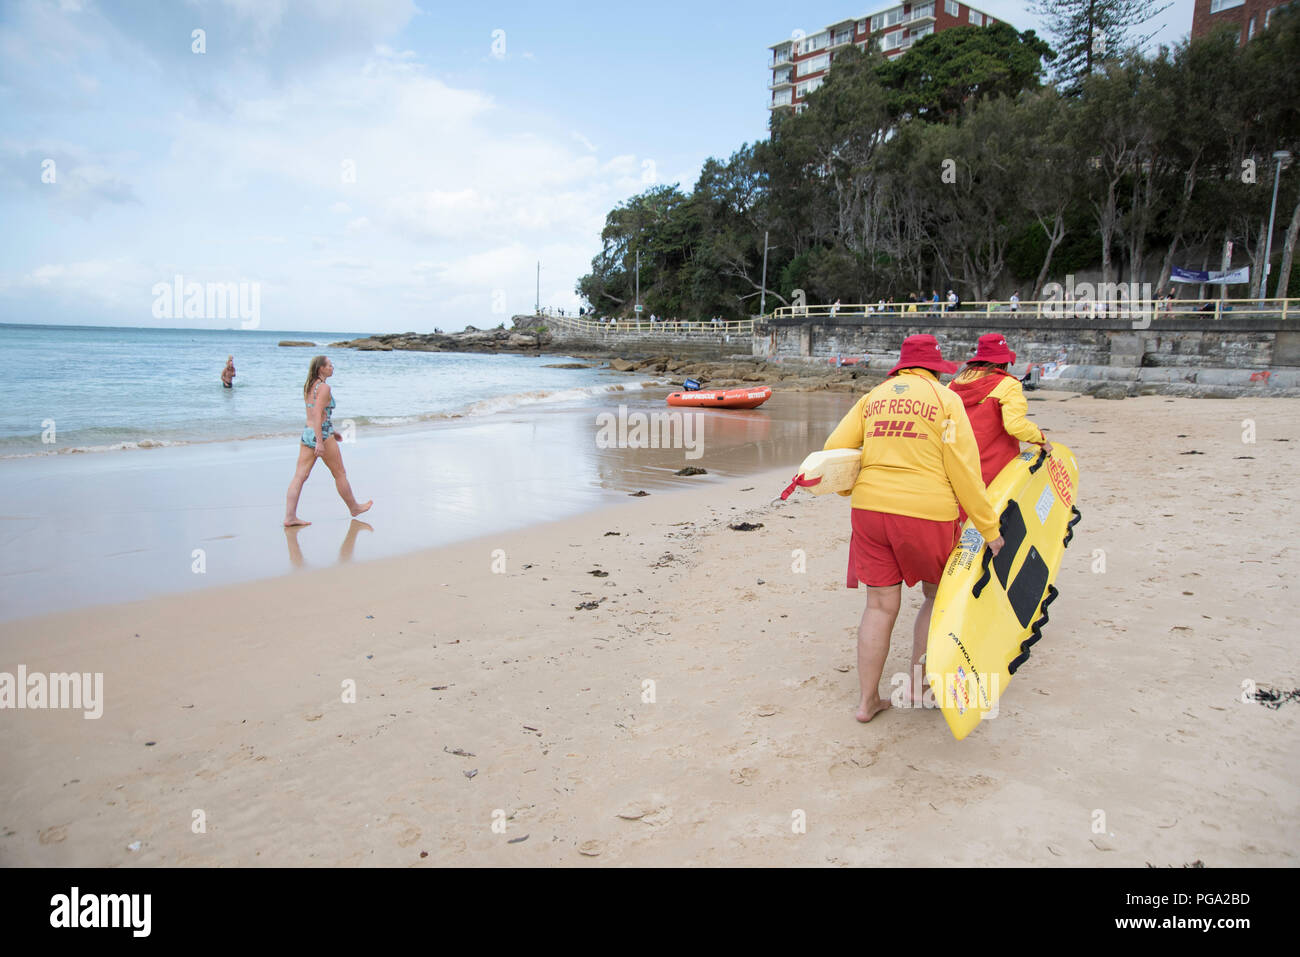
[589,392,850,490]
[0,390,855,620]
[284,519,374,569]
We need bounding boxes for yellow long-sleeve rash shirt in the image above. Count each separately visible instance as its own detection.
[823,369,1001,541]
[987,375,1046,445]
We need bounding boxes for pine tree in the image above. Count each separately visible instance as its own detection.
[1029,0,1172,91]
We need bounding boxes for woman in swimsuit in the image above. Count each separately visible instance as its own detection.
[283,355,372,527]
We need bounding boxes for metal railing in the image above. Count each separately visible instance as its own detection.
[768,298,1297,322]
[539,314,756,339]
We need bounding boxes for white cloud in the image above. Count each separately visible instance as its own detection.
[2,20,655,329]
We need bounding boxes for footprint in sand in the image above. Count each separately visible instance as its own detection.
[385,814,422,848]
[616,801,673,826]
[730,767,758,787]
[39,824,69,845]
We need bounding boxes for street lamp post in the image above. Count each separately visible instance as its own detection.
[1260,150,1293,302]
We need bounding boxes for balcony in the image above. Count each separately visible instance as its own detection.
[769,73,793,89]
[902,3,936,26]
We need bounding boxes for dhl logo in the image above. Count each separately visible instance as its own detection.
[870,418,926,439]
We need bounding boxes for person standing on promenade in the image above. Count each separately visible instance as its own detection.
[1010,291,1020,313]
[823,334,1004,723]
[948,334,1052,495]
[284,356,372,528]
[221,355,236,388]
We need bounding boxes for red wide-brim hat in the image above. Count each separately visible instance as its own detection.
[972,332,1016,365]
[888,334,960,376]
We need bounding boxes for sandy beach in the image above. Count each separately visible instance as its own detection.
[1,392,1297,867]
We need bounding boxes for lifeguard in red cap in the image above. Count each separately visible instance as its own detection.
[823,334,1004,723]
[949,333,1052,491]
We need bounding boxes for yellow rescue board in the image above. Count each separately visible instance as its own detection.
[926,443,1081,741]
[780,448,862,498]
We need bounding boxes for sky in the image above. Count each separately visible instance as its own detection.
[0,0,1196,333]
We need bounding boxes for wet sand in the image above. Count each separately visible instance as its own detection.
[0,390,849,621]
[0,394,1297,866]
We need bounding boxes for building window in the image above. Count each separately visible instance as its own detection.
[945,0,960,17]
[1210,0,1245,11]
[872,6,905,31]
[882,29,903,49]
[857,19,867,33]
[803,32,828,53]
[910,3,935,20]
[969,10,983,26]
[796,53,829,76]
[1248,14,1257,38]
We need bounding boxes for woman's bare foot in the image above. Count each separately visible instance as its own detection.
[350,500,372,517]
[284,517,311,527]
[855,698,891,723]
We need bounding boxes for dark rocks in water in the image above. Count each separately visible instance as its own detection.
[543,363,592,369]
[278,340,317,347]
[675,467,708,476]
[629,490,650,497]
[331,325,552,354]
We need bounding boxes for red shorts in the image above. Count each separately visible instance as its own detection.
[846,509,960,588]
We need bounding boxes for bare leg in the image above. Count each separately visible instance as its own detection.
[320,437,372,517]
[284,443,317,526]
[856,583,901,722]
[907,581,938,705]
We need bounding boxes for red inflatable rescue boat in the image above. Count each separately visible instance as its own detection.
[666,386,772,409]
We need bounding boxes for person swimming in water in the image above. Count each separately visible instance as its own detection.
[221,356,235,388]
[283,355,372,527]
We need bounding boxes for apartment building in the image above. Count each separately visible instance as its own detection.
[768,2,1003,113]
[1190,0,1296,43]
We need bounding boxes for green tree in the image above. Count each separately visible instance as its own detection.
[1029,0,1171,92]
[877,22,1055,123]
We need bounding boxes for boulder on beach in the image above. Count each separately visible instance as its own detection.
[609,358,636,372]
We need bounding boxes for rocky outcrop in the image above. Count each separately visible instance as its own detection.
[278,340,317,347]
[598,355,885,393]
[330,326,553,353]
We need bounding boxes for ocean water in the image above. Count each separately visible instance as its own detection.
[0,324,646,457]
